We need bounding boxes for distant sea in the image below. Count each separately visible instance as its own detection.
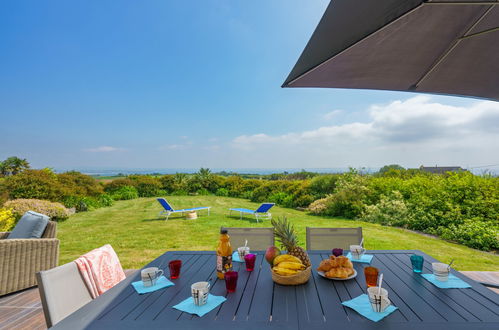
[54,166,499,176]
[54,167,369,176]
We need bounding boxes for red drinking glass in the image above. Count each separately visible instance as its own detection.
[332,248,343,257]
[244,254,256,271]
[225,271,238,292]
[168,260,182,279]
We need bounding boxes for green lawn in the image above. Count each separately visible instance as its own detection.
[58,196,499,271]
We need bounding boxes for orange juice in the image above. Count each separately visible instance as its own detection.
[216,229,232,279]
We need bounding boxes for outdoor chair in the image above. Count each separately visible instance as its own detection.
[0,215,59,296]
[221,227,275,250]
[36,261,93,328]
[229,203,275,222]
[306,227,363,251]
[157,198,211,220]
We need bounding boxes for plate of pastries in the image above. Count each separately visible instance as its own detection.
[317,255,357,280]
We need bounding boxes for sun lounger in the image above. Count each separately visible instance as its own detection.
[157,198,211,220]
[229,203,275,222]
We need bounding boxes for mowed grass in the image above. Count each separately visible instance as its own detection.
[58,196,499,271]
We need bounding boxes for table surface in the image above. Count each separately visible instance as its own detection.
[53,250,499,329]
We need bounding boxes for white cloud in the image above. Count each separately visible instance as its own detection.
[84,146,125,152]
[323,109,343,120]
[159,144,188,151]
[231,96,499,167]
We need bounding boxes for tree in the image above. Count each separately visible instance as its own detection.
[378,164,405,174]
[0,157,30,176]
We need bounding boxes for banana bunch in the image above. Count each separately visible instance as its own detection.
[272,254,305,276]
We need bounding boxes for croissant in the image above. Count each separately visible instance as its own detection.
[325,267,354,279]
[317,259,335,272]
[336,256,353,269]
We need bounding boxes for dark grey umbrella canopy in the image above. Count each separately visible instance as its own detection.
[283,0,499,101]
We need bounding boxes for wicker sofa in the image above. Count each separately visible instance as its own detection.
[0,221,59,296]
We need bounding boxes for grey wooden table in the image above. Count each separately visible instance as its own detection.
[52,250,499,329]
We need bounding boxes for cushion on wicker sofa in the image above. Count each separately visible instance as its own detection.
[8,211,49,239]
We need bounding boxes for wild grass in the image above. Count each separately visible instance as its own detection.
[58,196,499,271]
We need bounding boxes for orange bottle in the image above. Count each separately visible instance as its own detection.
[216,229,232,279]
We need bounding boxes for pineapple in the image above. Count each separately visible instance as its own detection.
[271,216,311,268]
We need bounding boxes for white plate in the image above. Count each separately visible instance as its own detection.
[317,268,357,281]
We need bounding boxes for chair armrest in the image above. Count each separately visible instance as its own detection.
[0,238,60,295]
[0,232,10,239]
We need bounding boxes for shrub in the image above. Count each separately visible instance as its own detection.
[309,175,339,198]
[171,189,188,196]
[4,199,70,221]
[110,186,139,200]
[97,194,114,207]
[196,188,210,196]
[269,192,294,208]
[104,178,136,193]
[215,188,229,197]
[439,219,499,251]
[58,171,103,197]
[0,208,16,231]
[360,191,413,227]
[293,194,314,208]
[130,176,162,197]
[1,169,63,201]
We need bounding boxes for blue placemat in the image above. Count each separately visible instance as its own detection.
[131,276,174,294]
[342,294,398,322]
[421,274,471,289]
[346,252,374,264]
[232,251,256,262]
[172,294,227,317]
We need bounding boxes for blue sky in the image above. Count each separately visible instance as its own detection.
[1,0,498,170]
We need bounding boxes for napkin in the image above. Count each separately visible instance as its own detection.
[232,251,256,262]
[346,252,374,264]
[421,274,471,289]
[172,294,227,317]
[131,276,174,294]
[342,294,398,322]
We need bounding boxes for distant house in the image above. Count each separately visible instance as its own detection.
[419,166,467,174]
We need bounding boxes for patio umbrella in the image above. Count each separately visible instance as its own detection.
[282,0,499,101]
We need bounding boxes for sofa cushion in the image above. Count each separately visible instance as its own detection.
[8,211,50,239]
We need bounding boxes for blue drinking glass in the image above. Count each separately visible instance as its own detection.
[410,255,424,273]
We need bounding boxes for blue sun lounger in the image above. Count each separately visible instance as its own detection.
[229,203,275,222]
[157,198,211,220]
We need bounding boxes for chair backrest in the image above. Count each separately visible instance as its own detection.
[41,221,57,238]
[157,198,174,211]
[36,262,93,328]
[306,227,363,250]
[222,227,275,250]
[255,203,275,213]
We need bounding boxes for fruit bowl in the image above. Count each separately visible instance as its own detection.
[271,266,311,286]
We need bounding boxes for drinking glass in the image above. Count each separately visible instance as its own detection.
[364,266,379,288]
[410,255,424,273]
[225,271,238,292]
[244,254,256,271]
[332,248,343,257]
[168,260,182,279]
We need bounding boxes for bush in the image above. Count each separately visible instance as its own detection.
[0,208,16,231]
[130,176,162,197]
[309,175,339,198]
[196,188,210,196]
[215,188,229,197]
[1,169,63,201]
[58,171,103,197]
[104,178,136,193]
[360,192,413,227]
[110,186,139,200]
[439,219,499,251]
[4,199,71,221]
[269,192,294,208]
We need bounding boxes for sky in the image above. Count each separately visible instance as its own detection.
[1,0,498,171]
